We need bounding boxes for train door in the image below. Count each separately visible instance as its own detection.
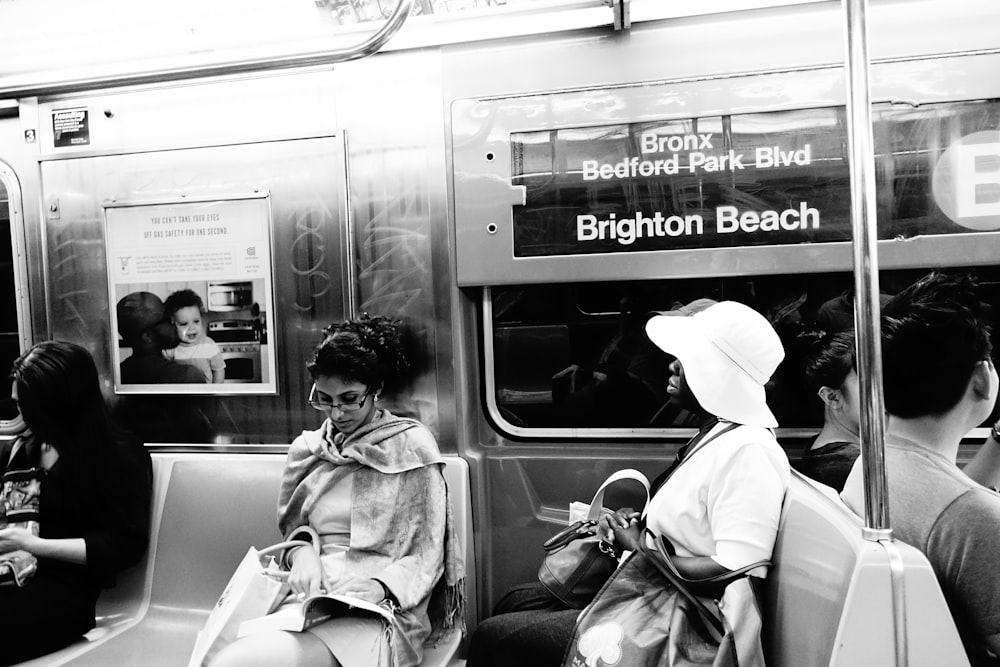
[0,153,30,428]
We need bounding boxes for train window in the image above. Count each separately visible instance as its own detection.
[487,98,1000,437]
[488,266,1000,435]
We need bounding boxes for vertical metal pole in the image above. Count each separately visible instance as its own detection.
[841,0,891,539]
[343,130,358,320]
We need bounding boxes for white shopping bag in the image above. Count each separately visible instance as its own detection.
[186,542,300,667]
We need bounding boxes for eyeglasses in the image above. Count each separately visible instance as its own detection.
[307,384,371,412]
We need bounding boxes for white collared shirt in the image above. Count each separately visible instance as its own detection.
[645,422,790,571]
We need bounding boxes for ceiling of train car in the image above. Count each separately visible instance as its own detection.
[0,0,829,87]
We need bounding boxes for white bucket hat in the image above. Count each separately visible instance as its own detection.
[644,301,784,428]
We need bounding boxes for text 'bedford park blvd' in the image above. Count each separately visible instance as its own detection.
[581,132,813,180]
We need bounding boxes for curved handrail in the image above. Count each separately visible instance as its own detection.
[0,0,414,100]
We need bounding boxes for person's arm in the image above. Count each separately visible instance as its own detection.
[80,441,153,580]
[601,509,731,579]
[0,528,87,564]
[359,465,448,610]
[286,544,326,597]
[667,555,731,580]
[928,490,1000,661]
[702,438,787,572]
[209,348,226,384]
[961,422,1000,490]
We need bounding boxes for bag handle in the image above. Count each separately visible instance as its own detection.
[541,470,651,552]
[585,468,651,522]
[257,539,315,560]
[637,529,769,644]
[264,524,324,575]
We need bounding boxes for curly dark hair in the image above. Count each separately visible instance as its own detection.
[306,314,411,392]
[164,288,204,318]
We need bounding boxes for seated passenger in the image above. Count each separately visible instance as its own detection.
[0,341,152,665]
[841,271,1000,666]
[792,330,861,491]
[467,301,790,667]
[210,315,464,667]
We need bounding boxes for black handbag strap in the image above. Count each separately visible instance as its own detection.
[637,528,769,644]
[648,421,740,497]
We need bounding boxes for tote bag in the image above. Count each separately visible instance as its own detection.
[187,538,312,667]
[562,532,767,667]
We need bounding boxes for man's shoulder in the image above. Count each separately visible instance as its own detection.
[122,354,205,383]
[885,444,972,492]
[881,445,990,544]
[940,486,1000,522]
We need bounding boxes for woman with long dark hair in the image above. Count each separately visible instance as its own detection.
[0,341,152,664]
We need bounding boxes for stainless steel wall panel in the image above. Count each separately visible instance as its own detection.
[38,136,349,443]
[331,50,455,443]
[32,70,339,157]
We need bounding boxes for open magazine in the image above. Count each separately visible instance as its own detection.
[237,593,394,637]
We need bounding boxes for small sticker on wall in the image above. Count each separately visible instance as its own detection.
[23,129,36,144]
[52,107,89,147]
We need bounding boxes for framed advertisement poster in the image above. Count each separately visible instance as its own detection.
[105,194,277,395]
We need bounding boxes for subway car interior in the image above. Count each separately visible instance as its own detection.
[2,0,1000,665]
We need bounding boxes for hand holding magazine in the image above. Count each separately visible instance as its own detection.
[237,592,394,637]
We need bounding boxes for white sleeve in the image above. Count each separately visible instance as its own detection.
[706,439,789,570]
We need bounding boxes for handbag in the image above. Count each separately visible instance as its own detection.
[186,531,319,667]
[538,469,650,609]
[0,465,43,587]
[562,529,768,667]
[539,422,741,610]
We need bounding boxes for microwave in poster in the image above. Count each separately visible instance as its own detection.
[104,195,278,395]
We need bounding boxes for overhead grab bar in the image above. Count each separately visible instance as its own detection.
[0,0,414,100]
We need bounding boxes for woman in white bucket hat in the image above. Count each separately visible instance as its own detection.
[467,300,790,667]
[614,300,790,580]
[592,301,792,667]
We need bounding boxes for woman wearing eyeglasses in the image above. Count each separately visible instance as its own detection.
[211,315,464,667]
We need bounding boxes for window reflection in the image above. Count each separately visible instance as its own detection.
[489,267,1000,432]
